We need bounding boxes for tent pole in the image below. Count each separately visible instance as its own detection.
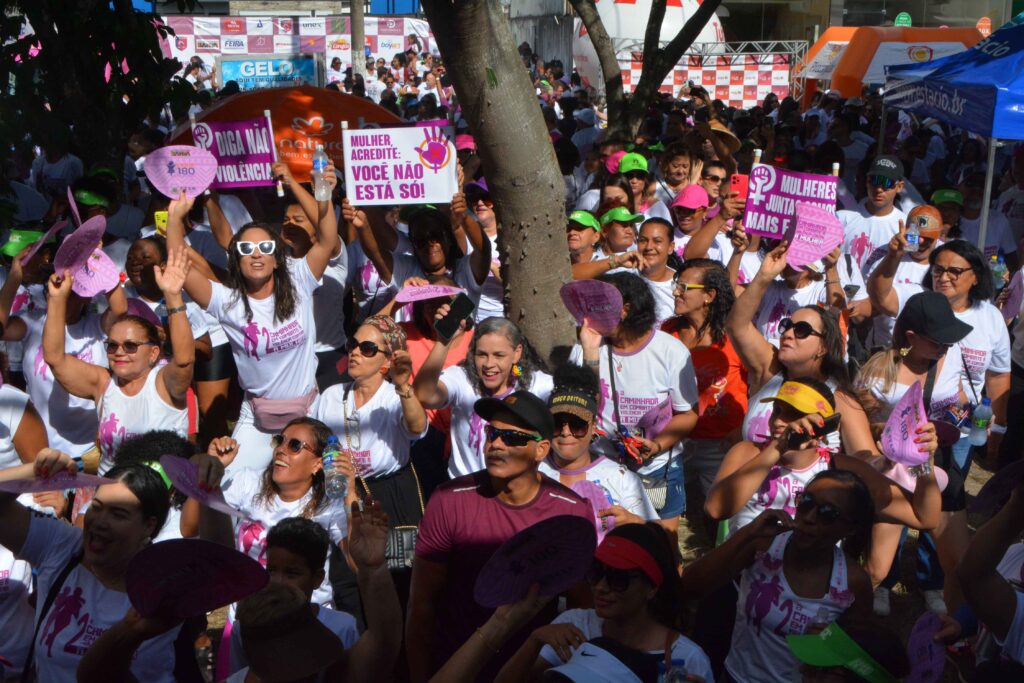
[978,137,999,251]
[877,104,887,156]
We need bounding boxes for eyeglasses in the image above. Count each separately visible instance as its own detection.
[236,240,276,256]
[702,174,726,183]
[346,338,385,357]
[867,175,898,190]
[105,340,157,355]
[674,282,706,293]
[931,265,971,280]
[484,425,543,448]
[795,492,845,525]
[624,171,648,181]
[779,318,824,340]
[554,414,591,438]
[585,560,644,592]
[271,434,316,456]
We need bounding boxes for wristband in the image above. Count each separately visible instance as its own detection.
[165,305,187,315]
[908,462,933,478]
[583,358,600,367]
[990,423,1007,434]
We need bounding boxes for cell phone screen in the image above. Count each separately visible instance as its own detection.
[434,293,475,343]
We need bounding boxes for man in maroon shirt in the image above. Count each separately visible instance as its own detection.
[406,390,593,681]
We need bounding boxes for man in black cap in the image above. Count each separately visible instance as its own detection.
[406,391,592,682]
[839,154,908,274]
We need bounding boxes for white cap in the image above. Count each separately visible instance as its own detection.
[546,643,643,682]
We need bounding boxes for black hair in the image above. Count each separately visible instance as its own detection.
[225,223,297,323]
[461,317,539,395]
[806,469,875,561]
[138,234,168,262]
[639,217,673,240]
[703,159,727,175]
[788,305,850,387]
[103,463,172,534]
[71,175,117,209]
[603,522,684,630]
[551,362,599,403]
[113,430,197,509]
[267,517,330,573]
[600,173,637,213]
[598,272,656,340]
[923,240,993,304]
[408,208,458,271]
[677,259,735,345]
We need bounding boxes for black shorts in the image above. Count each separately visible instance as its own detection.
[194,343,235,382]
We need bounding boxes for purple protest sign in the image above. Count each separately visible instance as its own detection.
[474,515,597,608]
[159,455,245,518]
[190,117,276,189]
[905,612,944,683]
[127,539,268,619]
[635,398,672,438]
[144,145,219,199]
[19,219,66,266]
[54,216,105,274]
[1001,269,1023,321]
[881,381,929,466]
[394,283,463,304]
[786,202,845,270]
[71,249,119,298]
[743,164,838,239]
[0,472,115,494]
[560,280,623,336]
[66,187,81,227]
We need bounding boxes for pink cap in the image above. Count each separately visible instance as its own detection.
[455,134,476,151]
[671,184,710,210]
[605,150,627,175]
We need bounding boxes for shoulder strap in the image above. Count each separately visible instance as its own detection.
[958,347,980,405]
[22,552,82,683]
[606,344,625,432]
[922,359,939,410]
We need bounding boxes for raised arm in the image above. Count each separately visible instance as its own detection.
[390,350,427,435]
[99,280,129,334]
[406,555,450,683]
[0,449,77,556]
[0,255,28,342]
[205,192,235,250]
[154,247,195,404]
[683,193,743,260]
[725,224,750,291]
[272,160,319,229]
[167,191,213,308]
[571,251,641,280]
[454,193,491,286]
[705,440,781,520]
[412,306,463,410]
[42,272,109,401]
[836,449,940,530]
[726,241,789,387]
[866,222,908,317]
[294,161,342,280]
[346,198,394,284]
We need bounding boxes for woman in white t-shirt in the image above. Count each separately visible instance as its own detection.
[170,179,340,471]
[636,218,677,323]
[0,449,181,682]
[414,315,553,478]
[463,180,504,322]
[43,250,193,473]
[313,315,428,533]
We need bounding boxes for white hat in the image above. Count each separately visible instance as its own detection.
[546,643,643,682]
[574,108,598,126]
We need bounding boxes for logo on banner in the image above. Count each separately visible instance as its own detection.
[175,36,188,51]
[414,127,453,173]
[278,19,294,33]
[222,18,244,34]
[748,165,776,205]
[223,38,246,52]
[292,116,333,137]
[196,38,219,51]
[192,124,213,150]
[330,38,351,50]
[907,45,933,62]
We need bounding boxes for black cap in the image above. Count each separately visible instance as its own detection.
[868,155,904,181]
[897,291,973,345]
[474,391,555,441]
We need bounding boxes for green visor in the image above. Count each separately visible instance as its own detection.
[568,210,601,232]
[73,189,110,208]
[930,189,963,206]
[600,206,644,226]
[1,230,45,258]
[787,624,900,683]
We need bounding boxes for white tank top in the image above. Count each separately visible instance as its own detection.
[742,374,840,450]
[727,455,832,538]
[725,531,856,683]
[97,369,188,473]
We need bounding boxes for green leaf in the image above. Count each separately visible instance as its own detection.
[486,67,498,89]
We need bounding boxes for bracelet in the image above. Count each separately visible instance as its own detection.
[395,385,414,399]
[583,358,600,367]
[825,279,841,286]
[607,256,618,270]
[908,462,934,478]
[990,423,1008,434]
[165,305,187,315]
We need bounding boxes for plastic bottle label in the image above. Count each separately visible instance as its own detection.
[313,157,328,171]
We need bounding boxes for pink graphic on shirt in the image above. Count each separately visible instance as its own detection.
[34,345,49,379]
[571,479,614,540]
[756,467,799,516]
[40,586,86,656]
[11,291,29,315]
[242,321,264,361]
[763,298,788,339]
[360,260,377,292]
[598,378,610,418]
[850,232,872,267]
[747,411,772,442]
[828,585,855,607]
[238,520,268,565]
[98,413,126,455]
[744,574,784,635]
[468,411,485,453]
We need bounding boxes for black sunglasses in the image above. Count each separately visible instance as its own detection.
[346,339,385,357]
[270,434,315,455]
[484,425,542,448]
[553,414,590,438]
[624,171,648,181]
[796,492,845,525]
[867,175,898,190]
[586,560,644,592]
[778,318,824,340]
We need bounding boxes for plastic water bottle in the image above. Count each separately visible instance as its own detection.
[968,397,993,447]
[905,219,920,253]
[992,254,1008,291]
[312,144,331,202]
[323,435,348,500]
[657,660,688,683]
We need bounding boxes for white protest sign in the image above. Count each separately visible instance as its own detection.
[342,124,457,206]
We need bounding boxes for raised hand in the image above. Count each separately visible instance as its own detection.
[887,220,908,257]
[271,161,294,186]
[324,161,338,191]
[348,497,389,571]
[191,452,226,491]
[167,190,196,225]
[154,246,191,297]
[451,192,467,225]
[757,240,790,280]
[389,349,414,388]
[579,317,603,355]
[730,224,750,253]
[47,270,73,301]
[342,198,366,230]
[33,449,77,479]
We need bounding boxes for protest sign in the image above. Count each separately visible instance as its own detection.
[342,124,457,205]
[394,283,463,304]
[742,164,838,239]
[881,381,929,466]
[190,114,277,189]
[143,145,219,199]
[786,202,845,270]
[55,216,105,273]
[560,280,624,336]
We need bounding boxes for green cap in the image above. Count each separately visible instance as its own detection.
[618,152,649,175]
[600,206,644,226]
[398,204,439,222]
[931,189,963,207]
[568,210,601,232]
[1,230,44,258]
[73,189,110,208]
[787,624,900,683]
[647,142,666,152]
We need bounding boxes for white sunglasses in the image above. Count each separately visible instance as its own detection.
[236,240,276,256]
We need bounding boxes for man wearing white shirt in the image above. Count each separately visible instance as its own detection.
[839,155,908,274]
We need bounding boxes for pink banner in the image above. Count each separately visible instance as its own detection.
[190,116,277,189]
[743,164,838,239]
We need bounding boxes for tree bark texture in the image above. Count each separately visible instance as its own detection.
[351,0,368,80]
[568,0,625,131]
[421,0,575,366]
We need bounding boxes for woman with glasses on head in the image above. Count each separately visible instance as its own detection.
[42,248,193,474]
[495,522,714,683]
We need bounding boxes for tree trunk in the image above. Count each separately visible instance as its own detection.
[351,0,367,80]
[569,1,625,133]
[421,0,575,367]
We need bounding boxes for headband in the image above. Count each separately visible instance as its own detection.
[144,460,173,490]
[594,536,664,588]
[362,314,407,355]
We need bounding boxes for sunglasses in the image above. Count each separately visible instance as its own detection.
[931,265,971,280]
[624,171,648,181]
[702,173,726,183]
[674,282,706,293]
[586,560,644,592]
[867,175,898,190]
[346,338,385,357]
[779,318,823,340]
[484,425,542,448]
[236,240,276,256]
[473,197,494,208]
[105,340,157,355]
[271,434,316,455]
[554,414,590,438]
[796,492,845,525]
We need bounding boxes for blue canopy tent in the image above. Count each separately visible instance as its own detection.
[884,14,1024,248]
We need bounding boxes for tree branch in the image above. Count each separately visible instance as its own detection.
[660,0,723,71]
[568,0,625,129]
[643,0,667,62]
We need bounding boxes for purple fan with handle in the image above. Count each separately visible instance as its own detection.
[0,471,114,494]
[159,455,244,517]
[635,398,672,439]
[905,612,944,683]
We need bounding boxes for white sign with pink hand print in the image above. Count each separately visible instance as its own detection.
[143,145,219,199]
[343,124,457,206]
[785,202,844,270]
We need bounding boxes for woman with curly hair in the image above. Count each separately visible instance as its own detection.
[413,315,552,478]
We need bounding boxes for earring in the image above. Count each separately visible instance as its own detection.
[899,346,912,358]
[512,363,523,378]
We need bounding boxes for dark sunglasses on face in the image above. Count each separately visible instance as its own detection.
[586,560,644,592]
[624,171,648,181]
[932,265,971,280]
[271,434,315,455]
[554,414,590,438]
[346,338,385,357]
[796,492,845,525]
[779,318,824,340]
[484,425,542,448]
[702,173,726,183]
[105,340,156,354]
[473,196,494,208]
[236,240,276,256]
[867,175,897,190]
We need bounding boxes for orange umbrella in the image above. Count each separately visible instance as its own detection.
[170,86,402,182]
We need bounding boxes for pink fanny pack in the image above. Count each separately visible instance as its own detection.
[249,387,318,432]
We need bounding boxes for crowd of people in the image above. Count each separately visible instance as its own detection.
[2,37,1024,683]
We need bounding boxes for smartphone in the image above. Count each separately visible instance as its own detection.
[434,293,476,343]
[786,413,842,450]
[730,174,749,202]
[154,210,169,236]
[843,284,861,300]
